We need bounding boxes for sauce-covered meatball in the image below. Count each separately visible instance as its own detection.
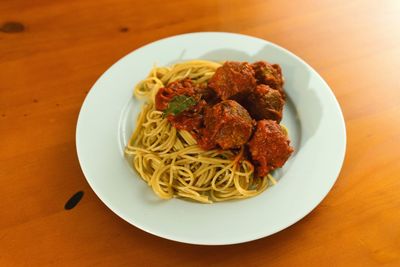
[248,120,293,177]
[245,84,285,122]
[251,61,284,98]
[209,62,256,100]
[201,100,253,150]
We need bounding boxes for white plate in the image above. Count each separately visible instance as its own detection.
[76,32,346,245]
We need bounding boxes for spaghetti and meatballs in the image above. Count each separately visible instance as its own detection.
[125,60,293,203]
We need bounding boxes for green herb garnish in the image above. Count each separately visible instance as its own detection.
[164,95,197,116]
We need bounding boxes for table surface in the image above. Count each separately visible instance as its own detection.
[1,0,400,266]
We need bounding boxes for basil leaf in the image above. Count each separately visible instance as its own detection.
[164,95,197,116]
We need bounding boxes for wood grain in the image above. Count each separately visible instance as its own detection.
[1,0,400,266]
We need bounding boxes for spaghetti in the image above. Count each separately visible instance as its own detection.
[125,60,277,203]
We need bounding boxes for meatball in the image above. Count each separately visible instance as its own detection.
[200,100,253,150]
[248,120,293,177]
[208,61,256,100]
[251,61,285,98]
[155,79,196,111]
[244,84,285,122]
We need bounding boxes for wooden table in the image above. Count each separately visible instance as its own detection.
[1,0,400,265]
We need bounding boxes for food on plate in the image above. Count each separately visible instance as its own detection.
[248,120,294,177]
[208,61,256,100]
[201,100,253,150]
[125,60,293,203]
[244,84,284,122]
[252,61,285,98]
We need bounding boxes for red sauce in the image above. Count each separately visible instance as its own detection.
[167,100,207,144]
[167,113,202,132]
[155,79,196,111]
[155,87,175,110]
[197,134,216,150]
